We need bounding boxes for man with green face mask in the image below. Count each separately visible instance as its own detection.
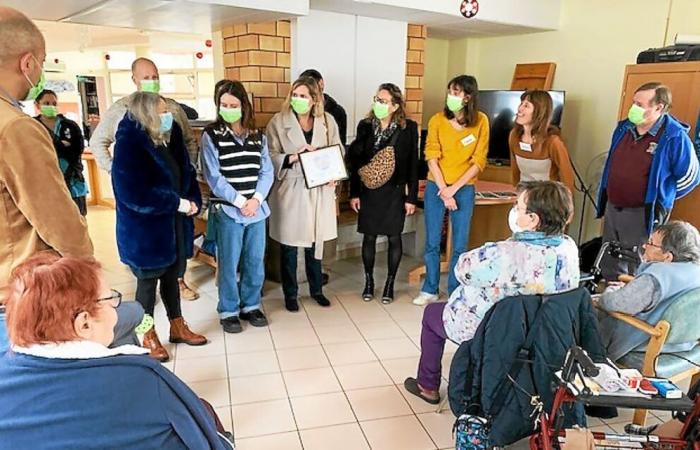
[597,82,700,281]
[90,57,201,301]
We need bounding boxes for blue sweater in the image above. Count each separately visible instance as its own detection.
[597,114,700,233]
[0,352,232,450]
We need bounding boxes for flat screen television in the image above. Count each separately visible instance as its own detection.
[478,90,565,165]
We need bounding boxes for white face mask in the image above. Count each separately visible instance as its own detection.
[508,207,524,234]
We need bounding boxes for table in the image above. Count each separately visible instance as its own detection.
[408,180,517,285]
[82,152,114,208]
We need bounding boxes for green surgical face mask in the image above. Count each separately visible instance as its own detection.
[219,106,242,124]
[140,79,160,94]
[446,94,464,113]
[290,96,311,115]
[373,102,390,120]
[23,55,45,102]
[40,105,58,118]
[627,104,646,125]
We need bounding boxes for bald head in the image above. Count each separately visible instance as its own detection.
[131,57,159,89]
[0,7,45,67]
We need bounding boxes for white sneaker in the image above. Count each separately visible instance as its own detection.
[412,291,439,306]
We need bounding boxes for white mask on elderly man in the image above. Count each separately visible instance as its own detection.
[508,207,525,234]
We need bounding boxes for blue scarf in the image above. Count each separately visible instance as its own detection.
[512,231,564,247]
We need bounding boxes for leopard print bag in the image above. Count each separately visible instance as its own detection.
[358,128,400,190]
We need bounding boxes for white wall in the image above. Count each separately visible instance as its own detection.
[291,9,407,140]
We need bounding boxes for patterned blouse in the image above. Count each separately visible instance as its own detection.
[442,231,580,343]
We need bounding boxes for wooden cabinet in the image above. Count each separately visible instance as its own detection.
[618,62,700,228]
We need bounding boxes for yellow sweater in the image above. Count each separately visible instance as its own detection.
[424,111,490,185]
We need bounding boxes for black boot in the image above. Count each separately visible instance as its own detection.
[285,297,299,312]
[362,273,374,302]
[381,275,395,304]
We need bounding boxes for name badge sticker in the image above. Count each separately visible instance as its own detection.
[519,141,533,152]
[461,134,476,146]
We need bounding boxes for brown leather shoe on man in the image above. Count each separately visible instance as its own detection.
[169,317,207,346]
[143,328,169,362]
[178,278,199,301]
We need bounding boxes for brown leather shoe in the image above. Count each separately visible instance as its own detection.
[178,278,200,301]
[169,317,207,346]
[143,329,169,362]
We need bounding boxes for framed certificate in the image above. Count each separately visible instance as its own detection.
[298,144,348,189]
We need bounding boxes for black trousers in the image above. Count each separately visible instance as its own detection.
[135,262,182,321]
[280,244,322,300]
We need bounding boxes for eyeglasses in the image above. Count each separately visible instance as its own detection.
[644,239,663,249]
[97,289,122,309]
[373,96,391,105]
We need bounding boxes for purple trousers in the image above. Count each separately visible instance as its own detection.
[416,302,448,391]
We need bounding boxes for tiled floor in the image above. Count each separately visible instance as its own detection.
[87,207,680,449]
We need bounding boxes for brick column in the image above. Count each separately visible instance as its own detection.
[221,21,292,129]
[405,24,426,126]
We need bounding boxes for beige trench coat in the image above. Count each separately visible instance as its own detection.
[265,110,342,259]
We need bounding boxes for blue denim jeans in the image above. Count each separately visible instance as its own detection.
[0,311,8,354]
[214,208,266,319]
[422,181,475,295]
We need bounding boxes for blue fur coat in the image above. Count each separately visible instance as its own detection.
[112,114,201,272]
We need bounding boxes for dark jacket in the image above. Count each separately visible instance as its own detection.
[448,288,608,446]
[324,93,347,146]
[347,118,419,204]
[112,115,201,271]
[34,114,86,195]
[0,352,232,449]
[597,114,700,233]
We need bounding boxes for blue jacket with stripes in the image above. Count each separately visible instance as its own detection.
[597,114,700,233]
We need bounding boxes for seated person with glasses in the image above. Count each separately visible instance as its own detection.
[0,253,233,449]
[597,220,700,361]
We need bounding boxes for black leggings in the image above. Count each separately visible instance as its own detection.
[135,263,182,321]
[362,234,402,277]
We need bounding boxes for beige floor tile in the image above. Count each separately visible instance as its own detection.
[398,384,448,414]
[290,392,356,430]
[276,346,330,372]
[417,412,456,449]
[395,319,423,338]
[235,432,302,450]
[187,378,231,408]
[299,423,370,450]
[224,328,274,354]
[346,385,413,421]
[360,415,437,450]
[283,367,342,397]
[307,312,356,328]
[381,357,420,384]
[174,355,228,383]
[232,399,297,438]
[214,406,233,432]
[368,337,420,360]
[355,320,406,340]
[324,341,377,366]
[313,324,364,344]
[176,337,226,360]
[270,326,320,349]
[267,309,312,329]
[334,361,394,391]
[228,350,280,377]
[229,372,287,405]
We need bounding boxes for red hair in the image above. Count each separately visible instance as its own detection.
[5,252,102,347]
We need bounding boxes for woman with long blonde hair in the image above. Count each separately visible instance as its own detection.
[112,92,206,361]
[265,76,342,312]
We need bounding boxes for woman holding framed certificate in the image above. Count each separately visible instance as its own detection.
[266,76,343,312]
[347,83,419,304]
[412,75,490,306]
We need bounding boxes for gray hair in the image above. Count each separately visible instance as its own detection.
[656,221,700,264]
[127,92,166,146]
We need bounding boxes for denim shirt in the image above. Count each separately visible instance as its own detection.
[201,130,274,224]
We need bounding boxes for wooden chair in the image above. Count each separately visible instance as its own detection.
[605,287,700,425]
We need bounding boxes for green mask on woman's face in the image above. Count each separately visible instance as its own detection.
[219,106,242,124]
[446,94,464,113]
[290,96,311,115]
[373,102,390,120]
[627,104,646,125]
[40,105,58,118]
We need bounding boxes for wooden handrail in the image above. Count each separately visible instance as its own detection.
[604,310,664,337]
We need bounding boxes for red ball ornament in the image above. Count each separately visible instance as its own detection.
[104,53,111,61]
[460,0,479,19]
[205,39,212,48]
[196,52,204,59]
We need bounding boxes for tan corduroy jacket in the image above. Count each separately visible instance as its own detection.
[0,92,93,288]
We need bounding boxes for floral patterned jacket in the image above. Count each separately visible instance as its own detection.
[442,231,580,343]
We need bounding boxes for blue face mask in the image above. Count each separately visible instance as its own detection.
[159,112,173,133]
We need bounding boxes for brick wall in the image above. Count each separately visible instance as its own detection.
[221,21,291,129]
[405,24,426,126]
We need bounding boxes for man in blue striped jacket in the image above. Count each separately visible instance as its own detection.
[597,82,700,280]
